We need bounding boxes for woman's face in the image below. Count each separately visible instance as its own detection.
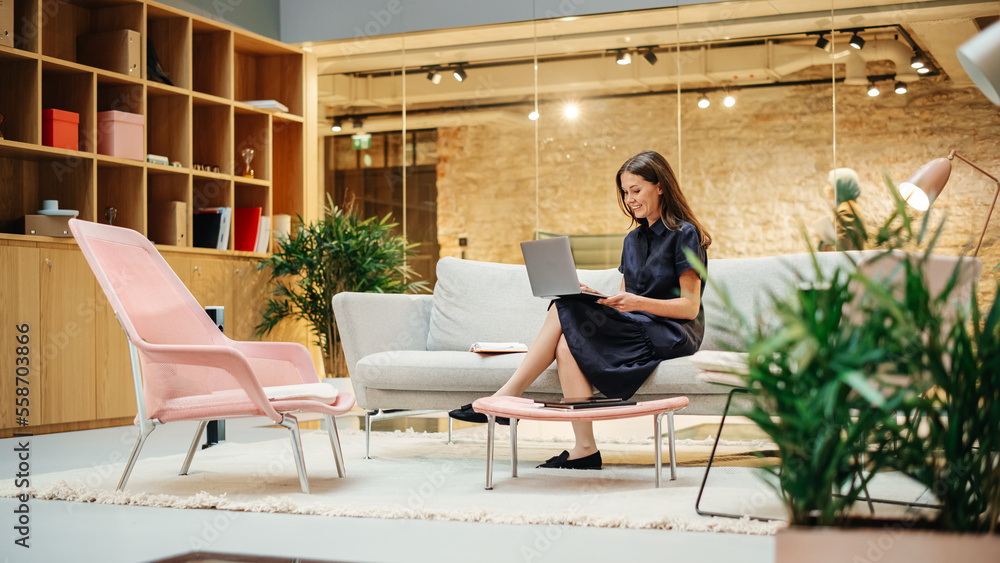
[620,171,663,224]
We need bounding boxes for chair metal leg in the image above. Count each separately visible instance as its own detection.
[667,410,678,481]
[510,419,518,478]
[279,414,310,494]
[694,387,777,521]
[117,423,156,492]
[324,414,346,478]
[364,411,373,460]
[485,415,495,490]
[179,420,208,476]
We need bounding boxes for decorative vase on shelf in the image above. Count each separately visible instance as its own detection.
[241,148,255,178]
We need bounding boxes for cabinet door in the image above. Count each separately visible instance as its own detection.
[94,289,136,420]
[231,258,266,341]
[0,245,41,429]
[188,256,233,337]
[38,247,97,425]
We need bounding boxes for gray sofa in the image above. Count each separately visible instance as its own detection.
[332,251,867,422]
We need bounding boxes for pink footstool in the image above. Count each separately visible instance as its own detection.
[472,395,689,490]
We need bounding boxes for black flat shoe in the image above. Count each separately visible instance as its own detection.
[537,450,602,470]
[448,403,509,425]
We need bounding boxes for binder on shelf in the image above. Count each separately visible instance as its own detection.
[254,215,271,253]
[77,29,141,76]
[234,207,262,252]
[192,210,222,249]
[241,99,289,113]
[149,201,188,246]
[0,0,13,49]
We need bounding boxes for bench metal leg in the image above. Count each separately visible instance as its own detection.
[485,415,496,490]
[510,419,518,478]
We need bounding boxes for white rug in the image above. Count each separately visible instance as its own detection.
[0,426,925,535]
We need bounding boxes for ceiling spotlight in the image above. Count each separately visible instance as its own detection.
[642,48,658,66]
[453,65,467,82]
[697,94,710,108]
[910,53,926,69]
[895,81,908,94]
[814,34,829,50]
[426,69,442,84]
[563,103,579,119]
[917,66,931,74]
[352,117,364,128]
[616,49,631,65]
[723,93,736,107]
[849,32,865,50]
[867,83,880,97]
[331,119,342,132]
[528,110,540,121]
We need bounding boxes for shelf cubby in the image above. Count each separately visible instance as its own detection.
[147,91,189,167]
[13,0,40,53]
[192,25,231,99]
[147,169,190,246]
[37,154,95,222]
[193,177,231,210]
[234,180,270,216]
[272,119,303,216]
[146,6,191,90]
[97,163,145,232]
[233,36,302,116]
[41,1,143,72]
[96,78,143,114]
[234,112,269,181]
[42,63,95,152]
[0,58,40,144]
[192,100,232,175]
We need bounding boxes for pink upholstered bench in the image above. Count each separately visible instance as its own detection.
[472,395,689,490]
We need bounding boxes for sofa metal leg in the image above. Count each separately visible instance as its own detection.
[654,413,663,488]
[447,417,453,445]
[668,410,678,481]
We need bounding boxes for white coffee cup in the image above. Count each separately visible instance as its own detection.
[42,200,59,211]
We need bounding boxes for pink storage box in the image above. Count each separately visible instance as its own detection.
[97,110,144,161]
[42,108,80,150]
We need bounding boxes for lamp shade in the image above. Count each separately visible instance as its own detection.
[899,158,952,211]
[957,20,1000,105]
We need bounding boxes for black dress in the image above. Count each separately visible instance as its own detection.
[553,219,707,400]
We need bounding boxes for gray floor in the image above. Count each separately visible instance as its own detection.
[0,416,776,562]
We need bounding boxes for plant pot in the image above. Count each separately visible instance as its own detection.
[775,522,1000,563]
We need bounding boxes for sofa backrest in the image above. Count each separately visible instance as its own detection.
[426,257,621,351]
[426,252,865,353]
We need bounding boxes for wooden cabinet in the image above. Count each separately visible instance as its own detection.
[0,0,317,436]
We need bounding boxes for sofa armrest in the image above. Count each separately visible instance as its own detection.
[332,292,433,377]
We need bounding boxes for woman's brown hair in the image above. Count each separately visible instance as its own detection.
[616,150,712,248]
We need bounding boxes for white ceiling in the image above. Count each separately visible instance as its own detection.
[303,0,999,133]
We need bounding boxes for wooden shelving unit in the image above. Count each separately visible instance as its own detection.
[0,0,317,436]
[0,0,313,250]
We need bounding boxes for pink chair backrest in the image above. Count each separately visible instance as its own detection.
[69,219,222,348]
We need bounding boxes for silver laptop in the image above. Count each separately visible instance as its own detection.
[520,237,609,300]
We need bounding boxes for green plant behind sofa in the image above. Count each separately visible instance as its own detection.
[256,196,428,376]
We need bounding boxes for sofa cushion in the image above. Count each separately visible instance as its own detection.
[426,257,622,351]
[355,350,722,396]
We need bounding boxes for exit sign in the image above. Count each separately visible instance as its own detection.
[351,133,371,150]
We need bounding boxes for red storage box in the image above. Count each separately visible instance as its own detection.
[42,109,80,150]
[97,110,145,161]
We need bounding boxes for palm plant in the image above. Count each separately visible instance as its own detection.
[256,196,428,376]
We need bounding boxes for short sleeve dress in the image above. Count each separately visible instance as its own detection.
[552,219,707,400]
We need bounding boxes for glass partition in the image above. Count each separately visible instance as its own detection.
[315,1,1000,297]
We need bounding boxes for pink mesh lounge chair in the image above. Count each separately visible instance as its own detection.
[70,218,355,494]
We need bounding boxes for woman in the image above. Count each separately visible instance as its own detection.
[450,150,712,469]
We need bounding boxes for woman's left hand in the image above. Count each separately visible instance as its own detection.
[598,292,638,313]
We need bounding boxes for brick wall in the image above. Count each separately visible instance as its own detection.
[437,76,1000,305]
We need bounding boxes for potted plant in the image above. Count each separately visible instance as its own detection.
[255,196,428,378]
[699,178,1000,559]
